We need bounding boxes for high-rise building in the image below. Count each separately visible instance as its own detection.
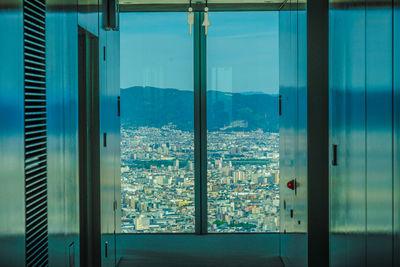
[174,159,179,169]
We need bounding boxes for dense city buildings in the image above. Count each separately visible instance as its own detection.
[121,123,280,233]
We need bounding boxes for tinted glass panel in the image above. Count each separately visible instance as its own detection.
[206,12,280,232]
[120,12,195,233]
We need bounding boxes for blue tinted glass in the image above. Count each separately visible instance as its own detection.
[206,12,280,232]
[120,12,195,233]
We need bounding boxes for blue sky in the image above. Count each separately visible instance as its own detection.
[120,12,279,94]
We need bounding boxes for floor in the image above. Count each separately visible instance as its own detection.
[117,233,284,267]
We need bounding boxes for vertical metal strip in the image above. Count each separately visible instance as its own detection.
[393,2,400,266]
[194,12,208,234]
[363,0,368,260]
[200,11,208,235]
[307,0,330,265]
[194,11,201,234]
[392,1,395,265]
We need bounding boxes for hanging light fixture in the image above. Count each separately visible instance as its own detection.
[187,0,194,35]
[202,0,210,35]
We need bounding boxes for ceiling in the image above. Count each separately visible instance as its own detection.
[119,0,286,4]
[119,0,292,12]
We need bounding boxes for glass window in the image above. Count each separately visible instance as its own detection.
[120,11,279,234]
[206,12,280,232]
[120,12,195,233]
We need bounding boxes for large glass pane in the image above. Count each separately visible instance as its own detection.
[207,12,280,232]
[120,13,195,233]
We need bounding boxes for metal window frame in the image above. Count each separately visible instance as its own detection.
[78,26,101,266]
[194,12,208,234]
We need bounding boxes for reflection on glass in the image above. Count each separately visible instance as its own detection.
[120,13,195,233]
[207,12,280,232]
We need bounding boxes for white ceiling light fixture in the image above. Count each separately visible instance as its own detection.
[187,0,194,35]
[202,0,211,35]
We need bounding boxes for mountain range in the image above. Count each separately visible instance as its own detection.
[120,86,279,132]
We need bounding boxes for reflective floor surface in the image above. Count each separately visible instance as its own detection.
[117,233,283,267]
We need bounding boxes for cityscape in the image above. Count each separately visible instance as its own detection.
[121,123,280,233]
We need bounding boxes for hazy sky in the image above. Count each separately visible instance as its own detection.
[121,12,279,94]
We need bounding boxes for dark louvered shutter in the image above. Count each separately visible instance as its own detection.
[23,0,48,266]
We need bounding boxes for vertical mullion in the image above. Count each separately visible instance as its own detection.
[200,11,208,235]
[307,0,329,265]
[194,11,208,234]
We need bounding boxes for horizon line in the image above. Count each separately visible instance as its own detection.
[121,85,279,95]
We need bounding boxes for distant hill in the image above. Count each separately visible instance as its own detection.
[120,86,279,132]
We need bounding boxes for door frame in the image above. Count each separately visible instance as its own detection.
[78,26,101,267]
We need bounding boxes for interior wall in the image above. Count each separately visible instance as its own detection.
[0,1,25,266]
[47,1,120,265]
[47,1,80,265]
[394,0,400,266]
[279,1,308,266]
[0,1,120,266]
[98,4,121,265]
[329,2,367,266]
[365,2,393,266]
[329,1,395,266]
[78,1,121,266]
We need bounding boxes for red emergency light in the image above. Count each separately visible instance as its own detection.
[287,180,296,190]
